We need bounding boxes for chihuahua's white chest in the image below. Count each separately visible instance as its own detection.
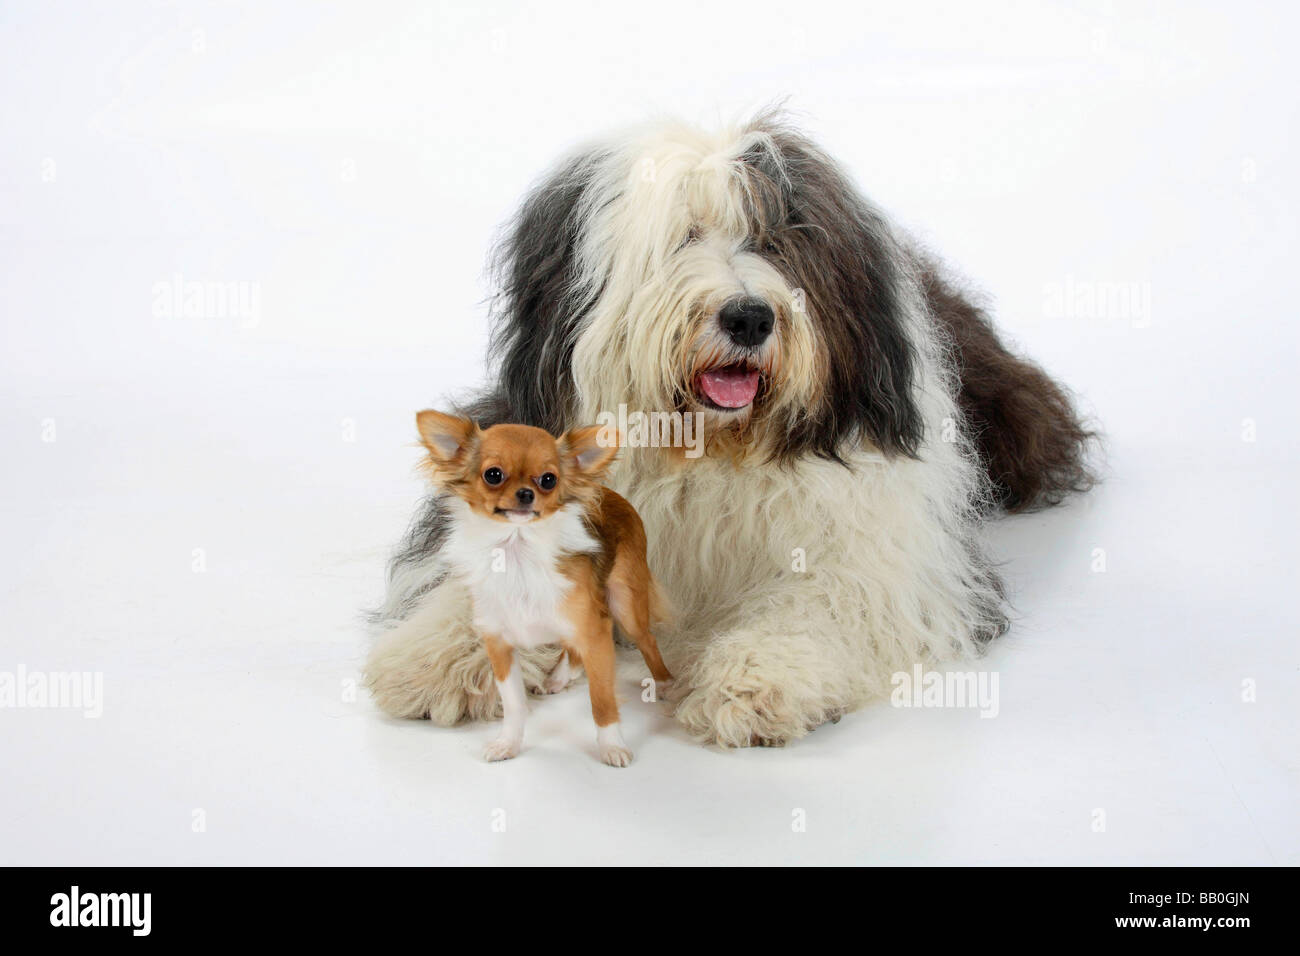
[441,499,599,648]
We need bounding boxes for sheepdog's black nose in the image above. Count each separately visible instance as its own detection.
[719,299,774,348]
[516,487,535,505]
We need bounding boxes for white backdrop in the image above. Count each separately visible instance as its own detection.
[2,0,1297,865]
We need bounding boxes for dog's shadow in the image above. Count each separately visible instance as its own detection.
[984,484,1108,615]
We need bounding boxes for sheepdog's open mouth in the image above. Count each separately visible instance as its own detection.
[695,363,762,411]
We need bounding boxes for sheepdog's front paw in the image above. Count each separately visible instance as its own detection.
[675,682,807,748]
[673,639,845,748]
[483,736,521,762]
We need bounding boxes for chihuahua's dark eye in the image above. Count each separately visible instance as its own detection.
[483,467,504,486]
[537,472,557,491]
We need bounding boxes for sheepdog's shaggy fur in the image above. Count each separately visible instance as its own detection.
[366,112,1095,747]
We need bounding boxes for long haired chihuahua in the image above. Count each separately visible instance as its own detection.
[415,411,673,767]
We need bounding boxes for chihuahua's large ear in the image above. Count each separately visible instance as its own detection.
[416,410,479,466]
[560,424,619,477]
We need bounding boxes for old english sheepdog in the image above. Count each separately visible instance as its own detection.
[365,111,1095,747]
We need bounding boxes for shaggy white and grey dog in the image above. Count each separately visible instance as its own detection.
[366,112,1094,747]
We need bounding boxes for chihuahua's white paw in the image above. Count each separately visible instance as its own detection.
[599,744,633,768]
[483,737,521,762]
[596,722,631,767]
[543,671,571,695]
[542,655,573,695]
[654,678,675,701]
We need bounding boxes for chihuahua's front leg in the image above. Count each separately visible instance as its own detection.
[482,634,526,761]
[581,618,632,767]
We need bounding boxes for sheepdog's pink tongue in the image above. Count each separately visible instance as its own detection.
[699,366,760,408]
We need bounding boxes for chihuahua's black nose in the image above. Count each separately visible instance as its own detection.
[719,298,774,348]
[515,487,535,505]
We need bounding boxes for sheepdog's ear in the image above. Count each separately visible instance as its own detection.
[416,410,479,466]
[488,149,607,435]
[560,425,619,477]
[752,124,925,460]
